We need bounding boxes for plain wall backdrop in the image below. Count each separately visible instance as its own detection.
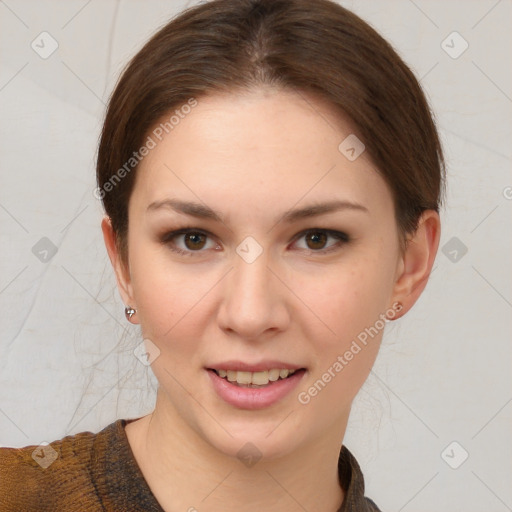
[0,1,511,511]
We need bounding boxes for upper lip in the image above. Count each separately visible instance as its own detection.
[206,360,305,372]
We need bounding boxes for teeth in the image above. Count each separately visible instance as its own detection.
[215,368,298,386]
[268,369,280,381]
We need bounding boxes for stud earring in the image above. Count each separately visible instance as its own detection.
[386,301,403,321]
[125,306,137,321]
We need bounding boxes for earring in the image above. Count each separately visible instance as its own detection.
[125,306,137,321]
[386,301,403,321]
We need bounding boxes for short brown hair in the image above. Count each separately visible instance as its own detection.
[96,0,445,264]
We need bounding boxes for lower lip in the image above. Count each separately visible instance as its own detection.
[206,369,306,410]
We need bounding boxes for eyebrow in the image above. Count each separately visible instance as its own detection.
[146,198,368,223]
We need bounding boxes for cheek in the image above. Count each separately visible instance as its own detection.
[127,242,232,374]
[296,261,392,411]
[127,241,205,342]
[297,242,397,394]
[302,250,396,345]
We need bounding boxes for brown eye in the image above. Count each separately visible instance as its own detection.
[293,229,349,254]
[161,229,217,256]
[305,231,328,250]
[184,232,207,250]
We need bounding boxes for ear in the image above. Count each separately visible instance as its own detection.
[390,210,441,319]
[101,216,137,316]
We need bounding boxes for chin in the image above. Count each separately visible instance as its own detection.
[196,418,303,464]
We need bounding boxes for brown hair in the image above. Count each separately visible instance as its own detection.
[96,0,445,264]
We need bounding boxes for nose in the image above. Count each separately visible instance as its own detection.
[217,249,290,341]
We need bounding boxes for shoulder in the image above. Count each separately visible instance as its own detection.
[0,422,119,511]
[338,445,382,512]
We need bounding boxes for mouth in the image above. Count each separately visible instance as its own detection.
[206,366,307,410]
[206,367,307,388]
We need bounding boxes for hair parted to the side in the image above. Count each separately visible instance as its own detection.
[96,0,445,265]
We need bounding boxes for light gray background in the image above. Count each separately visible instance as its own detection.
[0,1,511,511]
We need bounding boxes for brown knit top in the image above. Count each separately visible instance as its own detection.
[0,418,381,511]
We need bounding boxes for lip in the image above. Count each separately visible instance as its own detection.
[205,360,304,372]
[206,368,307,410]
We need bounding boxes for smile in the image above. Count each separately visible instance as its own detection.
[206,368,307,409]
[210,368,299,387]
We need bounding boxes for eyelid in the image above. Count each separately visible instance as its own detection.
[160,227,216,243]
[290,228,349,253]
[160,228,220,255]
[160,227,349,256]
[292,228,349,243]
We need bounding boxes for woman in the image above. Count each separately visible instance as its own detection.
[0,0,444,510]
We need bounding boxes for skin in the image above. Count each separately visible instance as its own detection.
[102,87,440,512]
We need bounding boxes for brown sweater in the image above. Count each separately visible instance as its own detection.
[0,418,381,511]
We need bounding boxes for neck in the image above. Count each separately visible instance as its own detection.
[126,388,347,512]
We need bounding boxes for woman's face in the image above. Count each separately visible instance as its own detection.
[120,89,405,459]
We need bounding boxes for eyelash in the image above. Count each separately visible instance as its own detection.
[160,228,350,257]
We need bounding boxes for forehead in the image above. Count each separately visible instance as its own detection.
[132,89,393,217]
